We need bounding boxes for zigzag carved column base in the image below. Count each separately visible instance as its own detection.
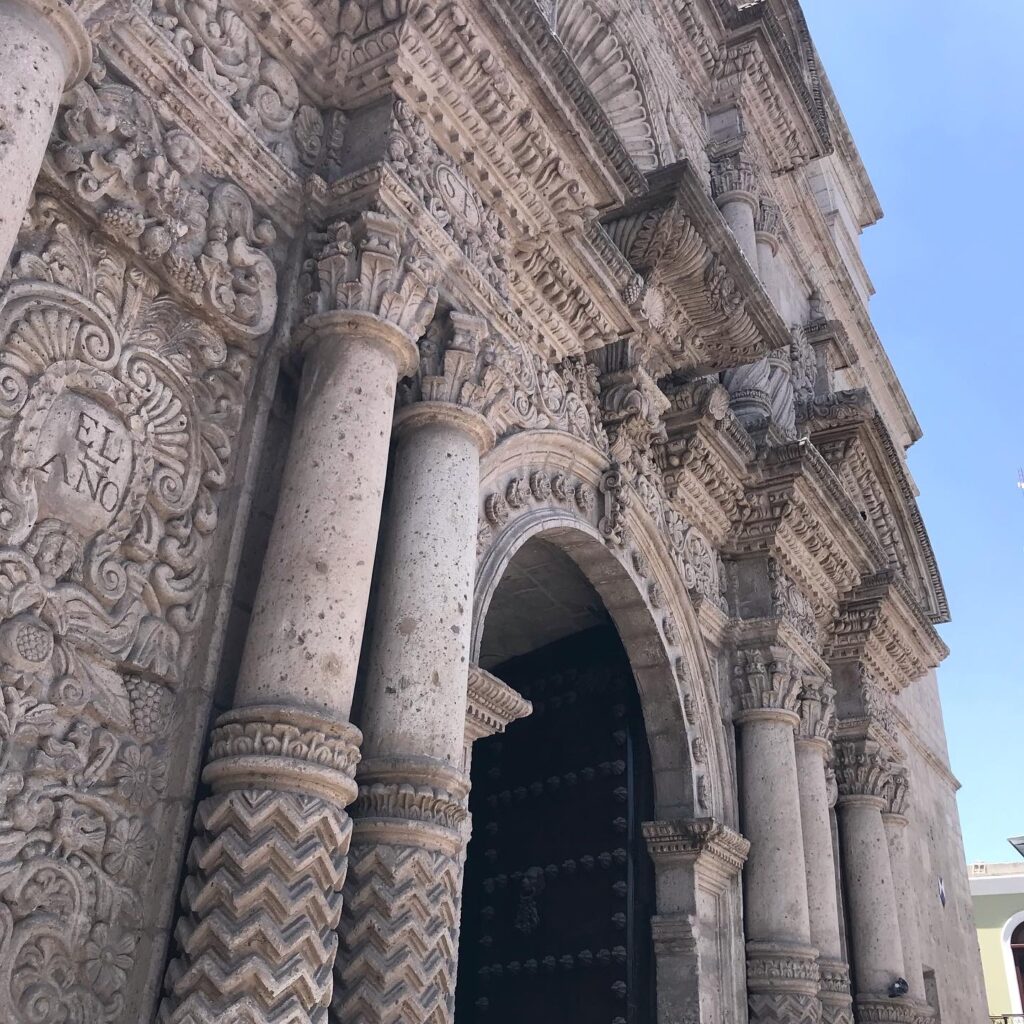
[746,942,822,1024]
[160,706,362,1024]
[819,960,854,1024]
[852,996,923,1023]
[332,757,470,1024]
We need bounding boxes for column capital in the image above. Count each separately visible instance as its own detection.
[733,646,802,725]
[796,673,835,750]
[300,211,438,374]
[833,738,895,806]
[710,150,759,204]
[754,196,782,250]
[643,817,750,881]
[17,0,92,87]
[881,766,910,823]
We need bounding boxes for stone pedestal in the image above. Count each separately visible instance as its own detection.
[734,649,820,1023]
[0,0,91,270]
[333,399,494,1024]
[834,741,916,1024]
[161,213,437,1023]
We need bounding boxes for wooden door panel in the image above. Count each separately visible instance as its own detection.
[457,628,655,1024]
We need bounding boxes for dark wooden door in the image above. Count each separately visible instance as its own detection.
[456,627,656,1024]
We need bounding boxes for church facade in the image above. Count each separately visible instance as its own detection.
[0,1,987,1022]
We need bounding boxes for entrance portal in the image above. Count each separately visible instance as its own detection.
[458,539,657,1023]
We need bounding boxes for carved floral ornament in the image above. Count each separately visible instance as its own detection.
[44,60,279,341]
[0,199,252,1021]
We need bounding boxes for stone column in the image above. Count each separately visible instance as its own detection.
[712,151,759,270]
[160,213,437,1024]
[755,197,782,307]
[332,313,496,1024]
[734,648,820,1023]
[882,770,928,1009]
[796,679,854,1024]
[0,0,91,270]
[834,739,916,1023]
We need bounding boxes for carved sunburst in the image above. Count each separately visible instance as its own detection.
[554,0,659,170]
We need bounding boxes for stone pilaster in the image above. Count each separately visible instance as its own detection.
[643,818,750,1024]
[755,196,782,306]
[833,739,916,1024]
[332,312,496,1024]
[733,647,820,1024]
[0,0,91,270]
[796,678,854,1024]
[160,212,438,1024]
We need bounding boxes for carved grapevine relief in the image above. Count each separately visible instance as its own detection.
[0,200,253,1022]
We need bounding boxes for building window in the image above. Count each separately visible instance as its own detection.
[1013,921,1024,1011]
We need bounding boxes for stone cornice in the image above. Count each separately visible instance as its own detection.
[799,389,949,624]
[828,572,949,691]
[479,0,649,202]
[603,160,791,374]
[465,665,533,745]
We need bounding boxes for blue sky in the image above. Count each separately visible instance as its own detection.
[801,1,1024,863]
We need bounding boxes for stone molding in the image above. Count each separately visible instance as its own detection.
[22,0,93,87]
[203,704,362,805]
[464,665,533,745]
[643,817,750,880]
[745,942,821,1022]
[351,756,470,856]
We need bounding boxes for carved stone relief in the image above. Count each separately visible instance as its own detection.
[0,199,256,1021]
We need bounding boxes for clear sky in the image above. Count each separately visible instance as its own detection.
[800,1,1024,863]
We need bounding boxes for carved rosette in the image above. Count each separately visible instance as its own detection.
[333,757,469,1024]
[161,705,361,1024]
[746,942,821,1024]
[0,200,257,1022]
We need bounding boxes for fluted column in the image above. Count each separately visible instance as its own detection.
[160,213,437,1024]
[882,771,928,1010]
[332,313,496,1024]
[734,648,820,1023]
[0,0,91,270]
[834,740,916,1023]
[796,680,854,1024]
[712,151,759,270]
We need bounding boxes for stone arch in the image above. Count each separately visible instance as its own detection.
[552,0,662,171]
[473,429,733,824]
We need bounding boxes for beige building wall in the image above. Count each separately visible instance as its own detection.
[970,863,1024,1016]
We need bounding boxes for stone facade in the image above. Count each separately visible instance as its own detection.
[0,1,985,1022]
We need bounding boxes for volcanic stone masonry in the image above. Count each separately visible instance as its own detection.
[0,1,986,1023]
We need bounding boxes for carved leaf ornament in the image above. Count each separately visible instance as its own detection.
[0,197,251,1022]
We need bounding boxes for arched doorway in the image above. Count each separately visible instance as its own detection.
[456,538,656,1022]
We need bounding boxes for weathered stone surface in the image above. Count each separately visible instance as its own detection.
[0,1,984,1022]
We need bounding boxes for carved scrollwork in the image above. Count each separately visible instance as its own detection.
[0,200,253,1022]
[150,0,324,170]
[45,62,279,338]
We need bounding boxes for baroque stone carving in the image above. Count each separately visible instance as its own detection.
[733,649,802,716]
[150,0,324,171]
[0,200,254,1021]
[46,61,279,339]
[161,705,361,1024]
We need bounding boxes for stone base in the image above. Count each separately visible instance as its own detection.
[853,996,921,1023]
